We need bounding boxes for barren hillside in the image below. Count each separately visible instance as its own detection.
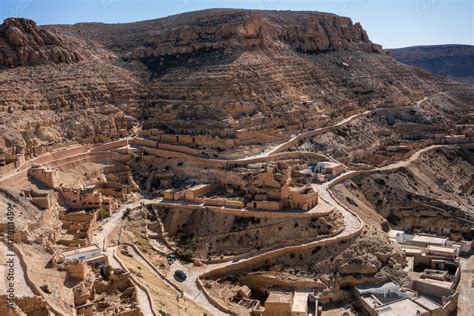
[389,44,474,84]
[0,8,472,316]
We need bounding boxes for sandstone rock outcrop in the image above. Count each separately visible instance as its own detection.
[128,10,381,58]
[0,18,84,67]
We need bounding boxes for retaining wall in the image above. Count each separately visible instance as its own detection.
[121,242,184,295]
[141,143,335,168]
[0,238,68,315]
[113,248,158,316]
[199,224,358,279]
[196,278,236,315]
[149,201,333,219]
[90,139,128,152]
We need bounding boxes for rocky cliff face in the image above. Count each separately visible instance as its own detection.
[0,19,142,165]
[1,10,471,170]
[53,10,456,142]
[0,18,84,67]
[52,9,381,57]
[388,45,474,84]
[128,10,381,58]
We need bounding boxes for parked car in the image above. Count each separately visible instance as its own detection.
[174,270,187,281]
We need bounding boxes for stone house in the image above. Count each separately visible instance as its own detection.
[28,164,59,188]
[247,163,319,212]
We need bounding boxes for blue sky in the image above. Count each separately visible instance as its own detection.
[1,0,472,48]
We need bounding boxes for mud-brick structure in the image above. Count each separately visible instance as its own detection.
[59,186,117,215]
[247,163,319,211]
[28,164,59,188]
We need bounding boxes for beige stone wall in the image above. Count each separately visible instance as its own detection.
[65,262,89,281]
[240,273,326,290]
[254,200,282,211]
[28,166,58,188]
[264,301,291,316]
[202,198,245,209]
[184,183,220,200]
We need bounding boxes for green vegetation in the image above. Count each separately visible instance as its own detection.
[329,111,337,119]
[175,233,197,263]
[122,207,132,220]
[98,207,109,220]
[40,284,51,294]
[121,249,133,257]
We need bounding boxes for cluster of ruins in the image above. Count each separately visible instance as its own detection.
[160,162,320,213]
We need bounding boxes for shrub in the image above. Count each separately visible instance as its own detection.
[122,207,132,220]
[98,208,109,220]
[40,284,51,294]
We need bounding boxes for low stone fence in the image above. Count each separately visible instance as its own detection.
[148,200,333,219]
[196,278,236,315]
[90,139,128,152]
[239,273,327,290]
[120,242,184,296]
[113,248,158,316]
[199,224,356,279]
[157,142,205,156]
[0,238,68,315]
[206,205,333,219]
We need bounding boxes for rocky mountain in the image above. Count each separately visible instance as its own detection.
[0,18,85,67]
[0,9,471,170]
[47,10,470,141]
[0,9,472,315]
[388,44,474,84]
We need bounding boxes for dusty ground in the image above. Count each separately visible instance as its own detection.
[19,243,75,315]
[458,254,474,316]
[332,146,473,237]
[120,208,169,269]
[116,245,210,316]
[56,162,108,188]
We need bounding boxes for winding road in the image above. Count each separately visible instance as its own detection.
[92,200,157,316]
[3,95,467,315]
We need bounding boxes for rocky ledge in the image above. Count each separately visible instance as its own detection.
[0,18,83,67]
[132,9,382,58]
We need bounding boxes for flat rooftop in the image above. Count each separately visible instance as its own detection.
[265,292,292,304]
[375,298,428,316]
[355,282,400,296]
[410,234,447,245]
[291,291,310,313]
[402,247,422,254]
[415,278,453,289]
[186,183,212,191]
[426,245,457,254]
[387,230,404,239]
[413,296,442,311]
[61,244,99,257]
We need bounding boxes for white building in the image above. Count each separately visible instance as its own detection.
[61,244,102,261]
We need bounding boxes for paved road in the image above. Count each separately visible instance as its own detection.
[92,200,142,250]
[125,245,225,316]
